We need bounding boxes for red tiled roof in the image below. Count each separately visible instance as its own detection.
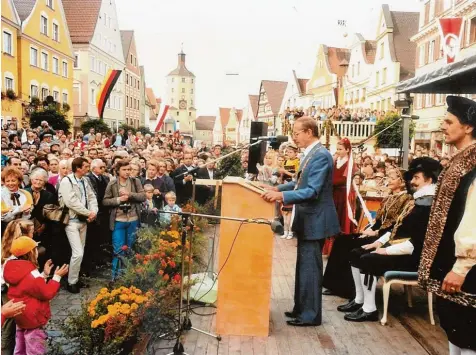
[168,51,195,77]
[261,80,288,115]
[326,46,351,76]
[249,94,259,120]
[146,88,156,107]
[391,11,419,80]
[219,108,231,128]
[120,30,134,60]
[236,109,243,123]
[62,0,102,43]
[297,79,309,94]
[363,40,377,64]
[195,116,216,131]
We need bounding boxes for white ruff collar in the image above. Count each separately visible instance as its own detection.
[413,184,436,199]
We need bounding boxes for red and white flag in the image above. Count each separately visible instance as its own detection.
[155,104,170,132]
[438,18,464,64]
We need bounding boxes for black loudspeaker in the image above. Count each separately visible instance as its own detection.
[248,121,268,174]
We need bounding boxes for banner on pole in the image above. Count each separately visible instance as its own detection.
[438,18,464,64]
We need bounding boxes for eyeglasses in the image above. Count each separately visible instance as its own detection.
[292,130,305,137]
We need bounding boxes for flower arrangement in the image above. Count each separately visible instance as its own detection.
[48,219,210,354]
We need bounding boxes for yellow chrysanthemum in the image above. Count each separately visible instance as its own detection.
[131,303,139,311]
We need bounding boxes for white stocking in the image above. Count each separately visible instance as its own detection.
[450,342,476,355]
[352,266,364,304]
[360,274,377,313]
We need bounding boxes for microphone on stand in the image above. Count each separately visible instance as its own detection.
[247,218,284,234]
[251,135,289,143]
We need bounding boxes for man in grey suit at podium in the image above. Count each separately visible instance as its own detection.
[262,117,340,326]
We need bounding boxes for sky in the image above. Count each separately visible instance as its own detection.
[115,0,420,116]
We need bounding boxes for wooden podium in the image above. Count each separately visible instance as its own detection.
[215,177,275,337]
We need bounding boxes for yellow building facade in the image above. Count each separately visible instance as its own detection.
[6,0,74,126]
[1,0,22,124]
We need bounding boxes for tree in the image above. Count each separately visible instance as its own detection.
[30,105,71,133]
[137,126,153,136]
[81,119,112,135]
[214,153,244,180]
[118,123,136,134]
[374,112,415,149]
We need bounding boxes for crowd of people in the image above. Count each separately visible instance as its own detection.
[283,105,399,124]
[0,94,475,355]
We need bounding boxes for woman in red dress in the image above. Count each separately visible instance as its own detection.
[323,138,356,256]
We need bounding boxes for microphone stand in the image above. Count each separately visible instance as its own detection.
[160,209,279,355]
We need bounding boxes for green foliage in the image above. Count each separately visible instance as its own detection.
[214,153,244,180]
[81,119,112,135]
[137,126,152,136]
[374,113,415,149]
[118,123,136,134]
[30,106,71,133]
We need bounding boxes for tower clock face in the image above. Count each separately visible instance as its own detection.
[179,100,187,109]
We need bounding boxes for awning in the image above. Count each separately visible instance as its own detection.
[397,54,476,94]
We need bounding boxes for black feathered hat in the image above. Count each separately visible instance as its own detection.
[403,157,442,183]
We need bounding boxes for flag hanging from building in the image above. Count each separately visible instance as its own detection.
[438,18,464,64]
[155,104,170,132]
[96,69,122,119]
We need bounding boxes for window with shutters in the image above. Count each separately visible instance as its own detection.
[418,45,424,67]
[5,77,13,91]
[53,91,59,102]
[3,31,12,55]
[53,22,59,41]
[428,40,435,63]
[31,85,39,98]
[41,88,49,100]
[30,47,38,66]
[470,17,476,45]
[41,15,48,35]
[41,52,48,70]
[53,57,59,74]
[425,94,433,108]
[63,93,68,103]
[424,2,430,25]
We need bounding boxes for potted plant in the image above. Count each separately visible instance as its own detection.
[6,89,17,100]
[30,96,40,107]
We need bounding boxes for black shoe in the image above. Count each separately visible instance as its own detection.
[67,284,80,294]
[337,300,363,313]
[344,308,378,322]
[286,319,321,327]
[284,311,299,318]
[322,289,334,296]
[77,280,90,289]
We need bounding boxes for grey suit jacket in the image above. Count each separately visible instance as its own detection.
[278,142,340,240]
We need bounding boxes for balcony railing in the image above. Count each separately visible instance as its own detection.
[316,121,376,140]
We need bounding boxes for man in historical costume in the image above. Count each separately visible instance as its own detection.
[419,96,476,354]
[262,117,340,327]
[323,168,412,299]
[343,157,441,322]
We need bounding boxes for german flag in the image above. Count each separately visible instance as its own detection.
[96,69,122,119]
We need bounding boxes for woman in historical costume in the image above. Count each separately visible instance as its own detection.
[323,138,356,256]
[1,167,33,232]
[322,168,412,298]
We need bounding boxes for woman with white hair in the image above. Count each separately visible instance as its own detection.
[25,167,58,268]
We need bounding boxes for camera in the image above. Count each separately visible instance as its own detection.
[119,203,132,213]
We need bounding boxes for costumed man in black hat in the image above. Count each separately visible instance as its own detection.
[419,96,476,354]
[342,158,441,322]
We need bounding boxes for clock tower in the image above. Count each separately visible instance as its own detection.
[165,50,196,134]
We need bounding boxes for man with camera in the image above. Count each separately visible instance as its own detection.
[170,152,196,205]
[103,159,146,281]
[58,157,98,294]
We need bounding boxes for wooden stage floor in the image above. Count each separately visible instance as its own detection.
[153,235,449,355]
